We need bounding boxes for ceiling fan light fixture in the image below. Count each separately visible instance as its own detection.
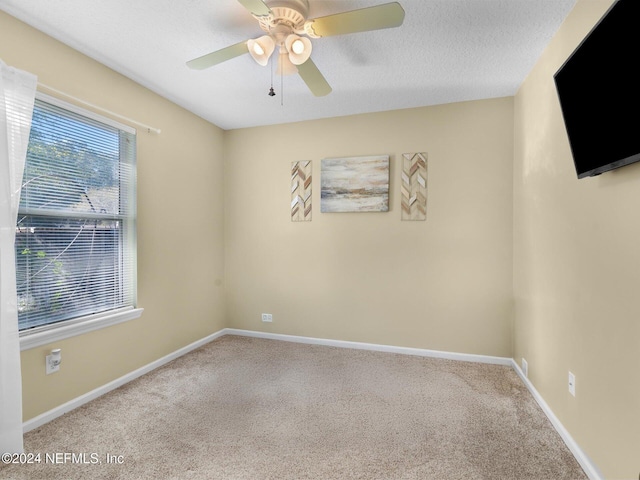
[291,39,304,54]
[247,35,275,66]
[285,34,312,65]
[253,43,264,56]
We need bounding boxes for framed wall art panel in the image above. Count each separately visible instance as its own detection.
[401,152,427,221]
[291,161,312,222]
[320,155,389,213]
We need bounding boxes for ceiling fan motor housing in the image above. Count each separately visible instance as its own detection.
[255,0,310,40]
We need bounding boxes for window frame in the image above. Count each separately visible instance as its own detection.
[18,93,143,351]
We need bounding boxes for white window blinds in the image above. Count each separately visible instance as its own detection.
[16,94,137,331]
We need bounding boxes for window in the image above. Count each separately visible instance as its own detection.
[16,93,140,344]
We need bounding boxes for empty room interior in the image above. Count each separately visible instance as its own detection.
[0,0,638,479]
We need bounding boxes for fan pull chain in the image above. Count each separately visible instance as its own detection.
[268,54,276,97]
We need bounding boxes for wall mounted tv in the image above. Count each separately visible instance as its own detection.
[554,0,640,179]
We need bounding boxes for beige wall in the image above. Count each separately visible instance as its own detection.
[1,11,226,420]
[514,0,640,478]
[224,98,514,357]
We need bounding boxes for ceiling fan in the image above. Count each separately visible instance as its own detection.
[186,0,405,97]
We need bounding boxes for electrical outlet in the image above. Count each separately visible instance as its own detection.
[261,313,272,323]
[45,349,62,375]
[568,371,576,397]
[521,358,528,378]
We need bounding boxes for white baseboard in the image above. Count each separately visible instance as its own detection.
[511,360,603,480]
[23,327,601,480]
[22,329,226,433]
[223,328,513,365]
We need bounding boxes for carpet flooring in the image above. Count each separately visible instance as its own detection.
[1,335,587,479]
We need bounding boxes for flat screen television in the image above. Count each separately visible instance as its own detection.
[553,0,640,179]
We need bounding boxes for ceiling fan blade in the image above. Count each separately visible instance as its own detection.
[297,58,332,97]
[186,41,249,70]
[305,2,405,38]
[236,0,272,17]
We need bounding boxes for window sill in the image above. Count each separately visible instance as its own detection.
[19,307,144,351]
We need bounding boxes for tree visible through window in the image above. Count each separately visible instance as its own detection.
[16,95,136,332]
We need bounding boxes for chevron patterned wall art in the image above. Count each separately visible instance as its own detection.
[291,161,312,222]
[401,152,427,221]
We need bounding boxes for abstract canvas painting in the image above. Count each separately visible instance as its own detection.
[401,152,427,221]
[321,155,389,213]
[291,161,312,221]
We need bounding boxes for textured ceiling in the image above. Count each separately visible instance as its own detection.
[0,0,576,130]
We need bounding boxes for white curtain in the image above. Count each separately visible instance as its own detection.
[0,60,37,454]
